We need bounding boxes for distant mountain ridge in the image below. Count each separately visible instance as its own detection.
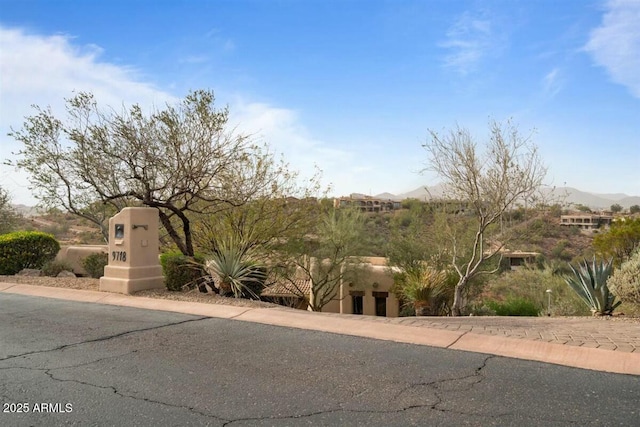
[373,186,640,210]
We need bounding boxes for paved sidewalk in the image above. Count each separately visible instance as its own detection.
[341,314,640,353]
[1,282,639,375]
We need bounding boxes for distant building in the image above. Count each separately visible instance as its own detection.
[560,213,613,231]
[333,194,402,212]
[500,250,540,270]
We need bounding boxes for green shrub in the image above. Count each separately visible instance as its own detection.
[483,266,589,316]
[551,240,572,261]
[41,260,74,277]
[160,252,206,291]
[485,297,541,316]
[82,252,109,278]
[0,231,60,275]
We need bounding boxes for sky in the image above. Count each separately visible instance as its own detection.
[0,0,639,206]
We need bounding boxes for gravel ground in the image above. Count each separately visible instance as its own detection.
[0,275,279,308]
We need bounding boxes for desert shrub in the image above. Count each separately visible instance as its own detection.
[607,248,640,308]
[399,304,416,317]
[41,260,74,277]
[41,223,70,239]
[551,240,572,261]
[0,231,60,275]
[483,266,589,316]
[468,303,497,316]
[82,252,109,278]
[485,297,541,316]
[160,252,206,291]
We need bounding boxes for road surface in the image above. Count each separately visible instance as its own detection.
[1,294,638,426]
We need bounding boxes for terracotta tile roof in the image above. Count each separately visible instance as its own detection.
[262,279,310,298]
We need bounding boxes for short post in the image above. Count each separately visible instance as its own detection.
[545,289,552,317]
[99,207,164,294]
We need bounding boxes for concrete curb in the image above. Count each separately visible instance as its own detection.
[2,284,639,376]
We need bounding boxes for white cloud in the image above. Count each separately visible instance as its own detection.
[440,11,497,75]
[542,67,563,98]
[0,25,373,204]
[179,54,209,64]
[229,99,361,195]
[227,99,419,198]
[584,0,640,98]
[0,26,178,205]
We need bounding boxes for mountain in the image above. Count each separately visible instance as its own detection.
[591,193,630,201]
[539,187,640,210]
[10,204,43,217]
[392,183,449,200]
[376,186,640,210]
[374,192,403,201]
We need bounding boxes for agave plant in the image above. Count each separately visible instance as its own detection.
[564,257,621,316]
[399,266,449,316]
[205,239,266,300]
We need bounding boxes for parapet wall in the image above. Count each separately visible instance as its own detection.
[56,245,108,276]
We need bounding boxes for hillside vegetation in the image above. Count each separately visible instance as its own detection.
[11,210,104,245]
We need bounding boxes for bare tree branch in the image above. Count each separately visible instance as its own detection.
[423,119,547,315]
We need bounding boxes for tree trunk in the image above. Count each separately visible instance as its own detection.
[219,280,232,297]
[414,300,431,316]
[451,281,466,316]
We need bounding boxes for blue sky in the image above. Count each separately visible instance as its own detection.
[1,0,639,206]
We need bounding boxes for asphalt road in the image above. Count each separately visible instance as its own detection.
[1,294,638,427]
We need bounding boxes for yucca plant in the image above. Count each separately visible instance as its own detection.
[564,257,621,316]
[399,266,449,316]
[205,239,266,300]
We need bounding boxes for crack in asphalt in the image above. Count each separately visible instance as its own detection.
[0,316,209,363]
[385,355,584,425]
[228,308,253,319]
[446,330,469,348]
[42,369,229,423]
[222,356,501,425]
[2,342,590,425]
[1,352,228,424]
[390,354,494,403]
[1,353,504,425]
[378,355,496,419]
[221,408,345,426]
[0,350,141,372]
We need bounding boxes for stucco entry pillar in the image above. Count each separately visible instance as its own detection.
[99,207,164,294]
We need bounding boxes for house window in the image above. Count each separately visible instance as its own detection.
[373,291,388,317]
[350,291,364,315]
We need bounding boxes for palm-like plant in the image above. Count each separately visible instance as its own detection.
[206,239,266,300]
[399,266,449,316]
[565,257,621,316]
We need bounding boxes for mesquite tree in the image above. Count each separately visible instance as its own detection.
[0,186,20,234]
[10,90,302,256]
[423,120,547,315]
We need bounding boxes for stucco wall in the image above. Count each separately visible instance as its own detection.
[56,245,108,276]
[321,257,400,318]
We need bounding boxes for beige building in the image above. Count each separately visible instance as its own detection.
[500,250,540,269]
[263,257,401,317]
[560,213,613,231]
[334,194,402,213]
